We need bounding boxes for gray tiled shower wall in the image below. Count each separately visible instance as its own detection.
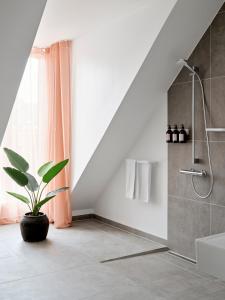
[168,5,225,260]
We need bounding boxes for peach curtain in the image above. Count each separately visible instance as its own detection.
[0,51,48,224]
[44,41,72,228]
[0,42,72,227]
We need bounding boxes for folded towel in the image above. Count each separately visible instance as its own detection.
[135,160,152,203]
[125,159,136,199]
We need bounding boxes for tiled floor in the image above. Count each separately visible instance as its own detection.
[0,220,225,299]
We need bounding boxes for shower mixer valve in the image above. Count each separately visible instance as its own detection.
[179,169,207,177]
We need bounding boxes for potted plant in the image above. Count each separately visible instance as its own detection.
[2,148,69,242]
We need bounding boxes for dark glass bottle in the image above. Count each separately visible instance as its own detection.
[166,125,173,143]
[172,125,179,143]
[179,124,186,143]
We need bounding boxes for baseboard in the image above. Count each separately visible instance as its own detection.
[72,211,168,246]
[72,214,95,221]
[72,209,95,216]
[72,209,95,221]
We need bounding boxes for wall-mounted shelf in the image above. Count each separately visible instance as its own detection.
[206,128,225,132]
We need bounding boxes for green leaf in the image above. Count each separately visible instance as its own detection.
[46,187,69,198]
[43,159,69,183]
[3,167,28,186]
[3,148,29,172]
[25,173,39,192]
[7,192,30,204]
[33,196,55,215]
[38,161,54,177]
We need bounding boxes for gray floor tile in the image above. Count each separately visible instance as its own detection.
[0,220,225,299]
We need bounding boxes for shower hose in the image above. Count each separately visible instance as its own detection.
[191,73,214,199]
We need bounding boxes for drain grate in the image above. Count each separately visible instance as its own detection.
[100,246,169,263]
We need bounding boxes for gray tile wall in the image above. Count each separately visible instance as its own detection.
[168,5,225,260]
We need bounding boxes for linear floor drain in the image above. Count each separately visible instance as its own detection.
[168,250,196,264]
[100,246,169,263]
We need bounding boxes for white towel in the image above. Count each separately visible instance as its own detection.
[135,160,152,203]
[125,159,136,199]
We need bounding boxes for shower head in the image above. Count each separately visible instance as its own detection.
[177,58,195,73]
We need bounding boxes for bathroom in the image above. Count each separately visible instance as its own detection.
[3,1,225,299]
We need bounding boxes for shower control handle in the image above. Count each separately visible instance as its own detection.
[179,169,207,176]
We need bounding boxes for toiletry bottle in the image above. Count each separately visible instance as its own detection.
[166,125,173,143]
[179,124,186,143]
[172,125,179,143]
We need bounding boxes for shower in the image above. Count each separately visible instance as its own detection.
[176,59,214,199]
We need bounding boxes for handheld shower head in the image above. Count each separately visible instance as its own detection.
[177,58,195,73]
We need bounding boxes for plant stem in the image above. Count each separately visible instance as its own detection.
[38,183,48,202]
[31,191,36,206]
[36,180,43,203]
[27,203,32,212]
[24,186,34,210]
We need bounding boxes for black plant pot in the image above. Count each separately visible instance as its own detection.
[20,212,49,242]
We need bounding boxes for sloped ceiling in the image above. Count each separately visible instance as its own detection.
[0,0,46,144]
[34,0,152,47]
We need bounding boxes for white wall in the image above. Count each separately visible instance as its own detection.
[71,1,177,187]
[95,100,168,239]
